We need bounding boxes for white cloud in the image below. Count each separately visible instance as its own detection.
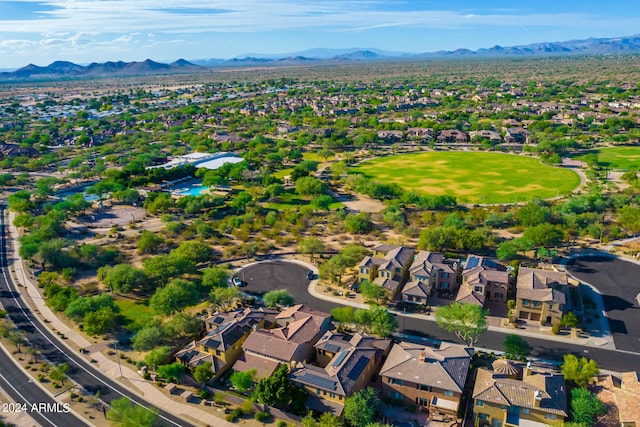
[1,1,638,35]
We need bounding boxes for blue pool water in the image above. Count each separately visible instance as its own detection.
[173,185,211,196]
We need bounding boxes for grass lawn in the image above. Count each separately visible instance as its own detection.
[273,168,294,179]
[303,151,334,162]
[574,146,640,170]
[115,298,154,327]
[351,151,581,204]
[265,189,343,210]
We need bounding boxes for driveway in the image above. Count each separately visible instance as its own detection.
[566,256,640,353]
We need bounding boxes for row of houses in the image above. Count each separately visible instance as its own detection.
[358,245,578,327]
[174,301,616,426]
[375,127,531,144]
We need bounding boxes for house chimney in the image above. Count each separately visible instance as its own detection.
[524,361,532,378]
[533,390,542,408]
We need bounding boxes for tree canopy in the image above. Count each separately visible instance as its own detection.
[435,302,489,346]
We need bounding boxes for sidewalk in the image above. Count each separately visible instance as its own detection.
[7,211,235,427]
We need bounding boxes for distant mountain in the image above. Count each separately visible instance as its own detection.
[0,58,200,80]
[419,34,640,57]
[4,34,640,80]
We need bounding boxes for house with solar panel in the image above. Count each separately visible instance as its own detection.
[232,305,332,379]
[358,244,415,298]
[455,256,510,310]
[401,251,460,305]
[175,308,277,380]
[515,267,577,326]
[378,341,473,420]
[289,331,391,415]
[472,364,568,427]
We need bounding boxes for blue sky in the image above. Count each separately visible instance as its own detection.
[1,0,639,69]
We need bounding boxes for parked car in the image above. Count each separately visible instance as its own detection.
[232,277,247,287]
[306,270,315,280]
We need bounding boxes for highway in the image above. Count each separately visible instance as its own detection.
[0,207,195,427]
[241,260,640,372]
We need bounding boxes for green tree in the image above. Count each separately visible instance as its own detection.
[343,387,379,427]
[263,289,295,308]
[254,364,292,407]
[201,266,229,288]
[345,212,373,234]
[142,254,196,286]
[359,281,388,305]
[172,240,212,264]
[560,312,578,328]
[561,354,599,387]
[132,326,164,351]
[230,369,257,393]
[162,313,202,342]
[317,148,335,162]
[149,279,199,315]
[193,362,214,385]
[435,302,489,346]
[295,176,325,195]
[137,230,164,254]
[298,237,325,262]
[83,306,117,336]
[502,334,531,360]
[98,264,147,294]
[156,363,185,383]
[331,306,355,324]
[107,397,158,427]
[209,286,240,312]
[8,330,26,353]
[49,363,69,385]
[144,346,172,371]
[570,387,606,426]
[302,411,343,427]
[310,194,334,211]
[319,255,348,284]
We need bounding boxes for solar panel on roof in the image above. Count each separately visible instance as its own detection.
[301,374,337,390]
[332,350,349,366]
[347,357,369,381]
[466,257,479,269]
[325,343,341,353]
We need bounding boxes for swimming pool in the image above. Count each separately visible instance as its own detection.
[172,184,211,196]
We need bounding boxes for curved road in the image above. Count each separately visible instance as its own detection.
[240,260,640,372]
[0,208,194,427]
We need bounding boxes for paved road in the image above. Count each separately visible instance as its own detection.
[240,260,640,372]
[566,256,640,353]
[0,208,194,427]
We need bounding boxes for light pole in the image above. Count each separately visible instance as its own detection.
[113,342,123,378]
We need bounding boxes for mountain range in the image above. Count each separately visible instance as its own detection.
[2,34,640,80]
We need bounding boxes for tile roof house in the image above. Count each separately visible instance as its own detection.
[379,341,473,417]
[515,267,576,326]
[175,308,274,380]
[455,256,510,310]
[472,365,568,427]
[289,331,392,415]
[402,251,459,305]
[232,305,332,379]
[358,245,415,297]
[593,371,640,427]
[436,129,469,144]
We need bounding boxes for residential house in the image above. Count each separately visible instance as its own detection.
[233,305,331,379]
[504,127,531,144]
[436,129,469,144]
[593,371,640,427]
[407,127,434,143]
[455,256,510,309]
[289,331,391,415]
[515,267,575,325]
[358,245,415,297]
[401,251,459,304]
[379,341,473,418]
[472,365,568,427]
[376,130,404,143]
[175,308,273,380]
[469,130,503,144]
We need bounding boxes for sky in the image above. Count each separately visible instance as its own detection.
[1,0,640,69]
